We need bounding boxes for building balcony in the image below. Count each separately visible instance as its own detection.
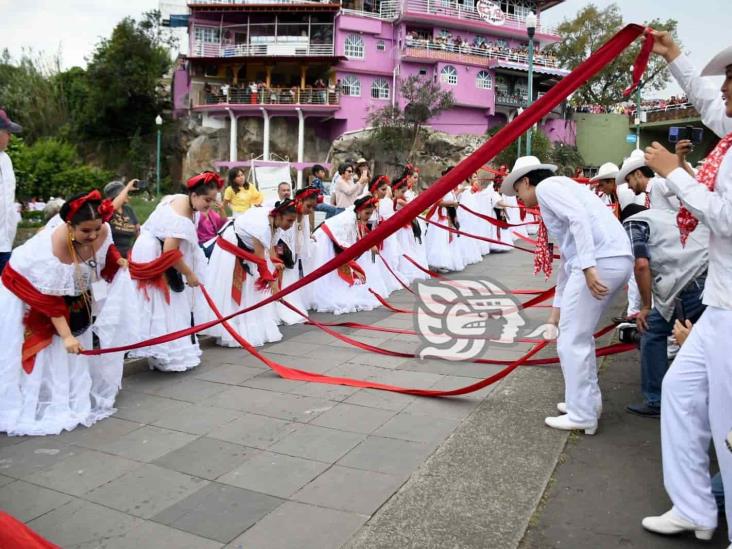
[402,0,559,38]
[191,40,335,59]
[193,86,341,109]
[402,41,560,69]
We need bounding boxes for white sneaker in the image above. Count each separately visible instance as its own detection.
[544,415,597,435]
[556,402,602,416]
[641,510,714,540]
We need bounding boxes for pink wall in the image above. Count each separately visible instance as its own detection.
[541,118,576,146]
[429,106,492,135]
[173,66,190,116]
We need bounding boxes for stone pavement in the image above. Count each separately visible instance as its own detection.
[0,249,617,548]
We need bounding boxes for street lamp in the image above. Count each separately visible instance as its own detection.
[525,11,537,156]
[632,66,643,150]
[155,115,163,196]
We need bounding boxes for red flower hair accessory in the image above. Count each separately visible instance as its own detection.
[97,199,115,222]
[368,175,390,194]
[354,195,377,212]
[186,171,225,190]
[63,190,106,223]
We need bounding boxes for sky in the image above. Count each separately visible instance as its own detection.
[1,0,727,97]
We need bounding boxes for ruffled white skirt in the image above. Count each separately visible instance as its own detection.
[395,226,429,283]
[275,263,309,325]
[425,217,465,272]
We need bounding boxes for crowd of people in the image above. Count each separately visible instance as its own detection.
[203,78,338,106]
[575,94,691,116]
[0,29,730,547]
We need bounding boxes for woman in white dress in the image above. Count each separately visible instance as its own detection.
[0,190,130,436]
[127,172,221,372]
[274,187,318,323]
[456,175,484,265]
[424,167,466,273]
[483,181,513,252]
[391,176,428,282]
[310,196,380,315]
[205,199,297,346]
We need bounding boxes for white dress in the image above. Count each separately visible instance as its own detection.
[368,200,408,294]
[126,195,206,371]
[486,188,513,252]
[0,224,130,436]
[425,191,465,272]
[456,190,484,265]
[310,207,380,315]
[274,214,314,324]
[204,207,283,347]
[394,199,429,282]
[475,188,495,255]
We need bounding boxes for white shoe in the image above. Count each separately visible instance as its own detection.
[641,510,715,540]
[544,415,597,435]
[557,402,602,416]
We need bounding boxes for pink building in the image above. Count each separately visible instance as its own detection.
[171,0,571,184]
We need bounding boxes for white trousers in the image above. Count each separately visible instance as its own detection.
[661,306,732,537]
[557,256,633,424]
[626,272,641,316]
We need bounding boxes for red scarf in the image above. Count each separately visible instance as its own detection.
[320,224,367,286]
[215,236,276,300]
[533,218,553,279]
[128,249,184,303]
[677,133,732,244]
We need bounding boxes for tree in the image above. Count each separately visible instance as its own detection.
[486,126,552,170]
[368,75,454,164]
[548,3,678,107]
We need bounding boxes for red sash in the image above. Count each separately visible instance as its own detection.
[2,265,68,374]
[215,236,276,298]
[320,225,366,286]
[128,249,184,304]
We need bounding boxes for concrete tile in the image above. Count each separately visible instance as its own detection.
[303,347,362,364]
[151,404,241,436]
[269,424,364,463]
[154,437,254,480]
[57,417,143,449]
[338,436,435,477]
[0,474,13,488]
[288,380,360,401]
[153,482,283,543]
[152,378,230,403]
[345,352,408,369]
[401,395,481,420]
[93,425,197,462]
[21,449,141,496]
[218,450,330,498]
[113,391,193,424]
[373,412,460,443]
[240,371,308,393]
[343,388,416,412]
[326,362,385,381]
[86,464,208,519]
[292,465,404,515]
[194,363,263,385]
[0,438,77,479]
[261,340,320,356]
[310,403,396,434]
[206,386,334,422]
[122,369,192,394]
[226,501,366,549]
[28,499,139,548]
[207,413,294,449]
[374,369,444,389]
[398,357,506,378]
[0,480,73,521]
[100,520,223,549]
[0,434,30,449]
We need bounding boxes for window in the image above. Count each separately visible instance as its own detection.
[440,65,458,86]
[341,75,361,97]
[476,70,493,89]
[418,68,428,76]
[376,40,385,51]
[344,34,365,59]
[371,78,390,100]
[195,27,221,44]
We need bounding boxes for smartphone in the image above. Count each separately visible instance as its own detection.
[669,126,704,145]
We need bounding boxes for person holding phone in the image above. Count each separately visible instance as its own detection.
[103,179,142,258]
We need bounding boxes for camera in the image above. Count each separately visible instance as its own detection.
[668,126,704,145]
[134,179,149,190]
[617,321,642,347]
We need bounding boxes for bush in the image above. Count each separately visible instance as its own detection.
[50,165,114,198]
[486,126,552,169]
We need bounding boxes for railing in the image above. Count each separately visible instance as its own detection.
[192,0,334,5]
[340,0,399,19]
[191,40,334,58]
[403,40,560,68]
[404,0,558,36]
[196,86,341,106]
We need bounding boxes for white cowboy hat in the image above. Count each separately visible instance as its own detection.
[616,149,647,185]
[500,155,557,196]
[590,162,619,183]
[701,45,732,76]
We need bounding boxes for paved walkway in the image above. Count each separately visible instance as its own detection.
[0,249,644,548]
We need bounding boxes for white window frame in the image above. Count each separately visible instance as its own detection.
[376,40,386,51]
[476,70,493,89]
[344,34,365,59]
[440,65,458,86]
[341,75,361,97]
[371,78,390,100]
[195,26,221,44]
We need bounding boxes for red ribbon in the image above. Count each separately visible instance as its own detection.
[459,203,538,229]
[128,249,184,304]
[624,27,654,97]
[216,236,276,291]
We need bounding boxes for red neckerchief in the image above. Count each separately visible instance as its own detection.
[533,217,553,279]
[677,133,732,245]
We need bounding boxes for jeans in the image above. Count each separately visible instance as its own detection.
[315,203,343,219]
[639,274,706,408]
[0,252,10,274]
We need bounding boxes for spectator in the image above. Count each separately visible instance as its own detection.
[42,198,65,223]
[332,163,366,209]
[617,151,680,211]
[0,110,22,274]
[197,205,228,258]
[263,182,292,208]
[311,164,339,219]
[103,180,142,259]
[620,203,708,418]
[223,168,263,218]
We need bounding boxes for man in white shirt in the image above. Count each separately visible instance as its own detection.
[0,110,22,274]
[617,150,680,211]
[263,182,291,208]
[639,35,732,544]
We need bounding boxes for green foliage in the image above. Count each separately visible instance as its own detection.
[129,195,161,224]
[8,138,112,199]
[551,142,586,176]
[548,3,678,107]
[487,126,552,169]
[128,128,152,179]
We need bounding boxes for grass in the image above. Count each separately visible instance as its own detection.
[129,195,161,224]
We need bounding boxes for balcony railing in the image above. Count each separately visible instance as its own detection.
[340,0,399,19]
[403,40,560,68]
[404,0,558,36]
[191,40,335,58]
[192,0,334,4]
[196,86,340,106]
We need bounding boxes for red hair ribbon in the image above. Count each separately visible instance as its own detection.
[270,199,296,217]
[294,187,320,203]
[64,190,115,223]
[186,171,225,190]
[354,196,377,212]
[369,175,391,194]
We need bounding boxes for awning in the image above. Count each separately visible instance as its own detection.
[493,62,570,77]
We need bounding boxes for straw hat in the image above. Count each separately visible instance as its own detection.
[500,156,557,196]
[701,44,732,76]
[589,162,619,183]
[616,149,647,185]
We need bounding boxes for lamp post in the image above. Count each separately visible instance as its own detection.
[516,107,524,158]
[525,11,537,156]
[634,70,643,150]
[155,115,163,196]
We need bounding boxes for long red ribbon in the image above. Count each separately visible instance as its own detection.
[459,203,539,229]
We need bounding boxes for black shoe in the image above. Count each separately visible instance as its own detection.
[626,403,661,418]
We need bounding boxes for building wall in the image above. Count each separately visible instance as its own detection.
[541,117,576,145]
